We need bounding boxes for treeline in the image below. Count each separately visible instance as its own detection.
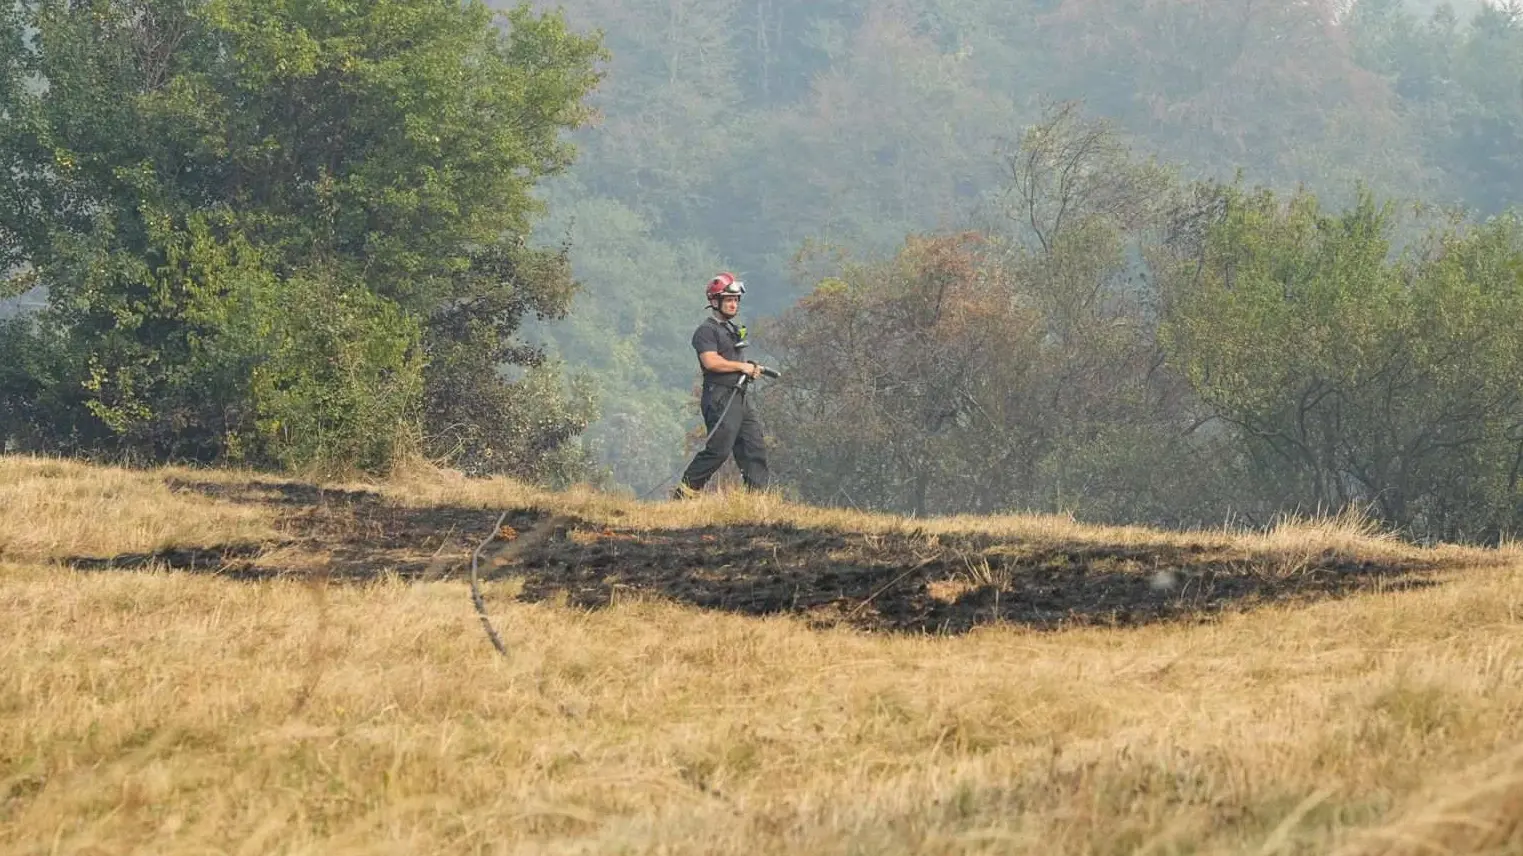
[516,0,1523,498]
[3,0,1522,544]
[765,104,1523,544]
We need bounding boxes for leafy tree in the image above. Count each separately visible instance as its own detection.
[765,104,1238,523]
[0,0,604,476]
[982,103,1244,526]
[1158,183,1523,542]
[767,231,1042,516]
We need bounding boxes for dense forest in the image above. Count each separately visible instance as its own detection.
[2,0,1521,542]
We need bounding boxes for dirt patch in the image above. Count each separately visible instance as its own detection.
[57,479,1454,635]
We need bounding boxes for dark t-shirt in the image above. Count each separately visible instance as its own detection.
[691,316,746,389]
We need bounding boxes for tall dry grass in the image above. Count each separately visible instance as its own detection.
[2,454,1522,855]
[0,456,278,559]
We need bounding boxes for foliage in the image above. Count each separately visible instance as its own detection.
[766,96,1523,543]
[421,241,600,484]
[0,0,604,476]
[5,0,1523,542]
[520,0,1518,501]
[1158,184,1523,542]
[765,103,1242,524]
[1347,0,1523,216]
[249,267,425,475]
[767,232,1040,515]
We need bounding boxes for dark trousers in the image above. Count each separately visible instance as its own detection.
[679,383,769,491]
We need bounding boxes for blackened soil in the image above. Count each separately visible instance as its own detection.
[70,478,531,582]
[506,521,1444,633]
[58,478,1453,635]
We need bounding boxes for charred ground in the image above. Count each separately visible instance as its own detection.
[60,478,1467,635]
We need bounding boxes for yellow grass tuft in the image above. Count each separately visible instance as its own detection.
[1334,742,1523,856]
[2,454,1522,855]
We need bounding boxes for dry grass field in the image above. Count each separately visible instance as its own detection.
[3,453,1523,855]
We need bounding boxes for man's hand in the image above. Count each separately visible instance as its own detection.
[698,351,765,378]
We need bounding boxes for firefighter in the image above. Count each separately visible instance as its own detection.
[673,272,771,497]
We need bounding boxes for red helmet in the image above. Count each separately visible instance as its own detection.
[705,272,745,305]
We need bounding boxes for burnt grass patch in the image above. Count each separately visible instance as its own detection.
[505,522,1445,633]
[69,478,531,582]
[56,478,1453,634]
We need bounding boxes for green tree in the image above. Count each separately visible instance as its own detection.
[984,102,1242,527]
[765,103,1249,526]
[1158,183,1523,542]
[0,0,604,476]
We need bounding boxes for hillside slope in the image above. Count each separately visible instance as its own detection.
[2,455,1522,854]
